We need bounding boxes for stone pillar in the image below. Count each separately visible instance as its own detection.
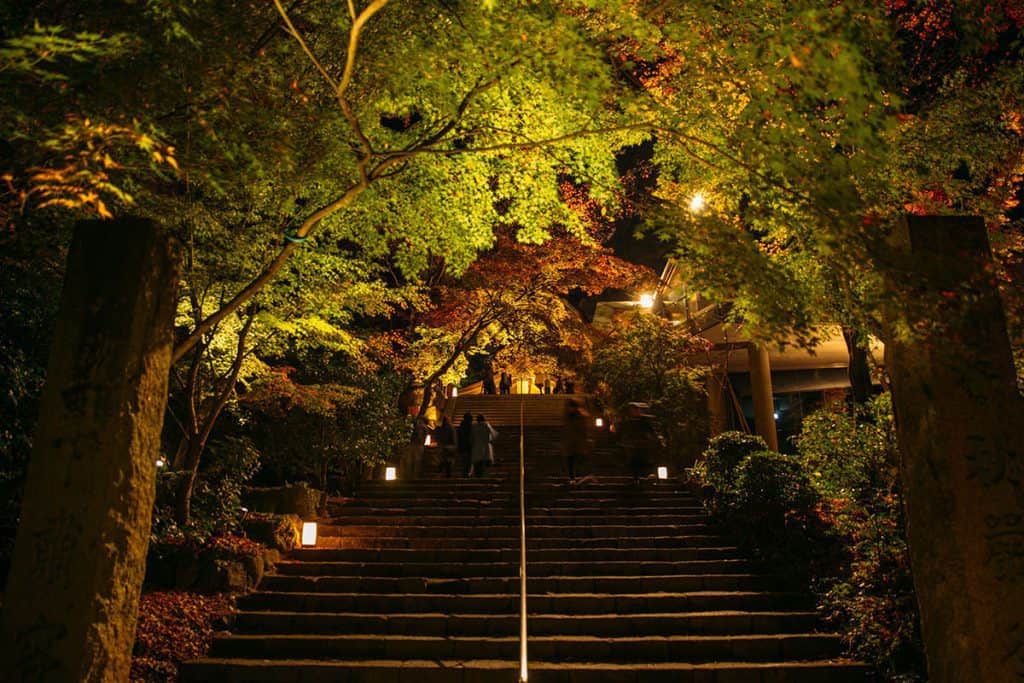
[706,370,729,437]
[885,215,1024,682]
[747,343,778,451]
[0,219,179,682]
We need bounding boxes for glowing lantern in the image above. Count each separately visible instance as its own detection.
[451,386,458,397]
[155,458,166,468]
[424,434,432,446]
[657,466,668,480]
[385,466,397,481]
[595,417,604,428]
[301,522,317,547]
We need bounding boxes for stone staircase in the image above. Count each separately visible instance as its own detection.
[182,425,871,682]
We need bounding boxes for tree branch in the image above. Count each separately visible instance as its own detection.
[172,179,368,362]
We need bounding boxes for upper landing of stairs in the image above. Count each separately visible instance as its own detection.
[450,394,586,427]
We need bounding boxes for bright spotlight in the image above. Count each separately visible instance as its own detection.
[689,192,706,213]
[639,293,654,309]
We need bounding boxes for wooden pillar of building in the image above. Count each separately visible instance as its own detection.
[747,343,778,451]
[0,219,179,682]
[885,215,1024,681]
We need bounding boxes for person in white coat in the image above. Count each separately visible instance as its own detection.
[470,414,498,478]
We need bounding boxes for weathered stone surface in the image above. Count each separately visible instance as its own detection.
[147,543,271,593]
[242,513,302,551]
[885,215,1024,682]
[242,485,322,519]
[0,219,179,682]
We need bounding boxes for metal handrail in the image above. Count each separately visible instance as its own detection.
[518,396,528,682]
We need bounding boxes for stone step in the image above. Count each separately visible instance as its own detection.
[239,591,812,615]
[317,523,715,539]
[182,658,873,682]
[357,479,688,490]
[272,559,754,578]
[329,505,707,516]
[289,546,744,563]
[322,514,711,526]
[259,573,767,594]
[207,632,844,663]
[232,610,823,637]
[352,488,694,498]
[318,534,731,550]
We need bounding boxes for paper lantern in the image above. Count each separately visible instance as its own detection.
[385,466,397,481]
[301,522,317,547]
[657,466,668,480]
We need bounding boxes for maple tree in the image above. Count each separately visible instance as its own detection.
[398,230,650,414]
[628,1,1024,351]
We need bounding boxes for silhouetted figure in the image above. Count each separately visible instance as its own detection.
[499,371,512,395]
[554,377,564,394]
[565,379,575,394]
[564,399,590,482]
[618,402,660,484]
[483,368,497,395]
[457,412,474,477]
[411,415,428,445]
[433,416,457,478]
[471,414,498,478]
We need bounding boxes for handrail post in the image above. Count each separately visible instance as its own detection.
[518,396,528,682]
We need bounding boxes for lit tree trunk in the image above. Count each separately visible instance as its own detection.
[0,219,178,682]
[884,215,1024,682]
[173,307,256,526]
[841,325,873,405]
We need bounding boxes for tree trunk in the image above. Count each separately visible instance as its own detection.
[0,218,179,682]
[884,215,1024,682]
[841,325,873,405]
[172,308,255,526]
[174,439,204,527]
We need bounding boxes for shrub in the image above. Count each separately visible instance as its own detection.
[795,394,925,682]
[151,436,260,544]
[794,394,898,503]
[651,369,710,468]
[694,431,769,493]
[729,452,822,569]
[821,495,923,681]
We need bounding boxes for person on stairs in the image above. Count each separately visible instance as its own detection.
[482,367,497,395]
[457,412,474,477]
[433,416,458,478]
[470,414,498,478]
[564,399,590,483]
[618,402,661,484]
